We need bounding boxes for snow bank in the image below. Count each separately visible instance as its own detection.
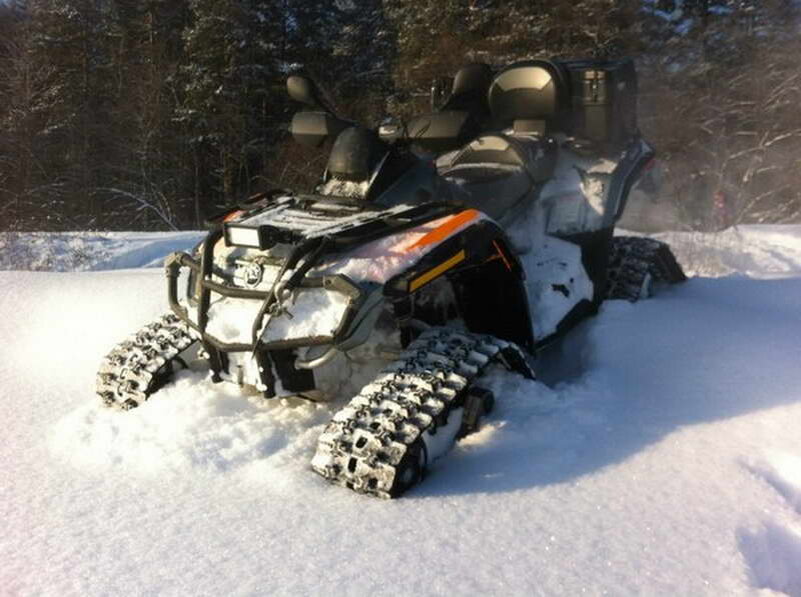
[629,225,801,278]
[7,224,801,280]
[6,224,801,281]
[0,230,205,272]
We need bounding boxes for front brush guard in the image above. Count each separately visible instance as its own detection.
[165,229,365,355]
[165,228,271,353]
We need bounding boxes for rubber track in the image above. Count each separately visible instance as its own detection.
[605,236,686,302]
[96,313,198,410]
[311,327,534,498]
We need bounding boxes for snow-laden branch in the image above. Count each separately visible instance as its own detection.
[95,188,179,231]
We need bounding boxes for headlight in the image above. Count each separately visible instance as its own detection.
[225,225,262,248]
[224,223,300,249]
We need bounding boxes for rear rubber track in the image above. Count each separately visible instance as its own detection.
[312,327,534,498]
[605,236,686,302]
[96,313,199,410]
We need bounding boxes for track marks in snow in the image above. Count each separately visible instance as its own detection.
[739,453,801,595]
[746,454,801,516]
[738,521,801,596]
[419,364,622,496]
[52,363,606,499]
[50,370,333,477]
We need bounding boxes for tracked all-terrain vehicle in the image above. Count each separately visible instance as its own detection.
[97,58,685,498]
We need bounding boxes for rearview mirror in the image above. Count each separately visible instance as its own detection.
[290,111,351,148]
[287,75,329,112]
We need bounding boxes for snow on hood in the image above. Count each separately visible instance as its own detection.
[319,210,489,283]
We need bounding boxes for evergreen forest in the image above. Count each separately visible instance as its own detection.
[0,0,799,231]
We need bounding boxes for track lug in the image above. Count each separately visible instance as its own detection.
[312,327,530,498]
[96,313,199,409]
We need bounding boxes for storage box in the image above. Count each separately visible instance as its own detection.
[558,58,638,153]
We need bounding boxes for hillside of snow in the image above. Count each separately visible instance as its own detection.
[2,226,801,596]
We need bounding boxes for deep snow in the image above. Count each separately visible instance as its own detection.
[2,226,801,596]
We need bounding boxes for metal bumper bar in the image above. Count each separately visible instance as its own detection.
[164,231,363,354]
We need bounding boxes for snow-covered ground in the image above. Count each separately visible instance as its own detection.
[2,226,801,596]
[0,231,205,272]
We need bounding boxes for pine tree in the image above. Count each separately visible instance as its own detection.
[6,0,117,229]
[178,0,282,213]
[640,0,801,227]
[286,0,394,123]
[102,0,193,229]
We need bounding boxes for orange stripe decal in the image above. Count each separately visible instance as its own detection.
[405,209,481,252]
[223,209,246,222]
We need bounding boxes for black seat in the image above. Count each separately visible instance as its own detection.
[406,63,492,153]
[438,61,567,220]
[487,60,568,132]
[440,63,493,120]
[444,60,565,176]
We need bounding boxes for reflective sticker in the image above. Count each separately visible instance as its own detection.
[409,250,466,292]
[492,240,513,271]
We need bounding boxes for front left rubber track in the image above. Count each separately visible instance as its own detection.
[96,313,199,410]
[311,327,534,498]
